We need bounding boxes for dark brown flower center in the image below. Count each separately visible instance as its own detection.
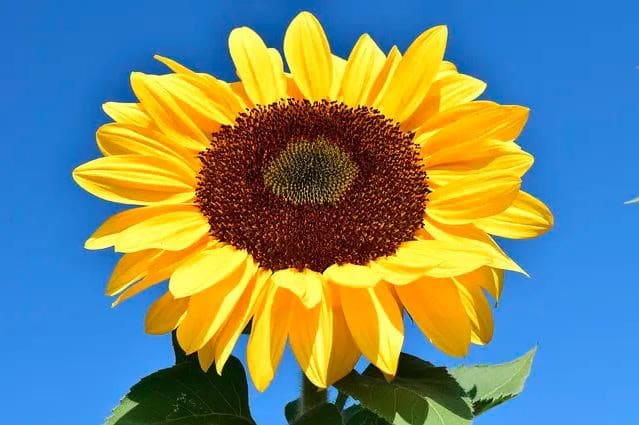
[196,99,428,272]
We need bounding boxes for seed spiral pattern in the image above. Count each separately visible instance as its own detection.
[196,99,429,272]
[262,138,359,205]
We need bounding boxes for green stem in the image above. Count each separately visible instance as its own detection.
[301,373,327,413]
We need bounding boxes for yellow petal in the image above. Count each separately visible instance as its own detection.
[130,72,210,148]
[153,56,247,120]
[289,291,333,388]
[112,240,209,306]
[326,306,360,384]
[106,249,161,296]
[247,284,294,391]
[379,239,489,279]
[283,12,332,100]
[323,263,381,288]
[453,275,494,345]
[214,268,272,374]
[340,284,403,375]
[176,259,257,353]
[229,27,287,105]
[377,26,448,122]
[369,260,424,286]
[423,217,524,274]
[402,73,486,131]
[366,46,402,105]
[424,137,525,172]
[420,104,530,154]
[114,208,209,253]
[396,277,471,357]
[426,151,533,189]
[85,205,183,250]
[72,154,195,205]
[169,245,247,298]
[198,337,217,372]
[474,191,553,239]
[329,54,347,99]
[427,170,521,224]
[149,73,239,130]
[102,102,154,128]
[271,268,323,308]
[340,34,386,106]
[230,80,253,106]
[414,100,496,140]
[153,54,192,74]
[145,291,189,335]
[96,123,198,171]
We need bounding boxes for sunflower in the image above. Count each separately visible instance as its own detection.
[73,11,553,391]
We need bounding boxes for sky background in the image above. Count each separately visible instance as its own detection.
[2,0,638,424]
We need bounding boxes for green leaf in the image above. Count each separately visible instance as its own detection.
[449,347,536,416]
[344,406,391,425]
[291,403,343,425]
[105,356,255,425]
[335,353,472,425]
[285,399,302,423]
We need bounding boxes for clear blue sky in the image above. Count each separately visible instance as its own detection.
[2,0,638,424]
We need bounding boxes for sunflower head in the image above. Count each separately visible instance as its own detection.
[73,11,553,392]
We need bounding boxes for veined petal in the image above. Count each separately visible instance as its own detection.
[229,27,287,105]
[424,137,525,171]
[130,72,209,148]
[414,100,496,140]
[153,54,194,74]
[369,260,424,286]
[169,245,247,298]
[112,239,209,306]
[283,12,333,100]
[402,73,486,131]
[72,154,195,205]
[102,102,154,128]
[154,55,247,121]
[247,284,294,391]
[114,207,209,252]
[85,205,189,250]
[340,34,385,106]
[96,123,199,172]
[145,291,189,335]
[474,191,553,239]
[198,337,217,372]
[271,268,323,308]
[326,305,360,384]
[367,46,402,105]
[380,239,490,279]
[214,269,272,374]
[323,263,381,288]
[106,249,161,296]
[340,284,403,375]
[289,290,333,388]
[149,73,238,131]
[453,275,494,345]
[427,169,521,224]
[377,26,447,122]
[426,148,534,191]
[396,276,471,357]
[176,259,257,353]
[423,217,524,274]
[420,104,530,155]
[329,54,347,99]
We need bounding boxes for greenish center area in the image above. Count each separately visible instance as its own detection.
[262,139,359,205]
